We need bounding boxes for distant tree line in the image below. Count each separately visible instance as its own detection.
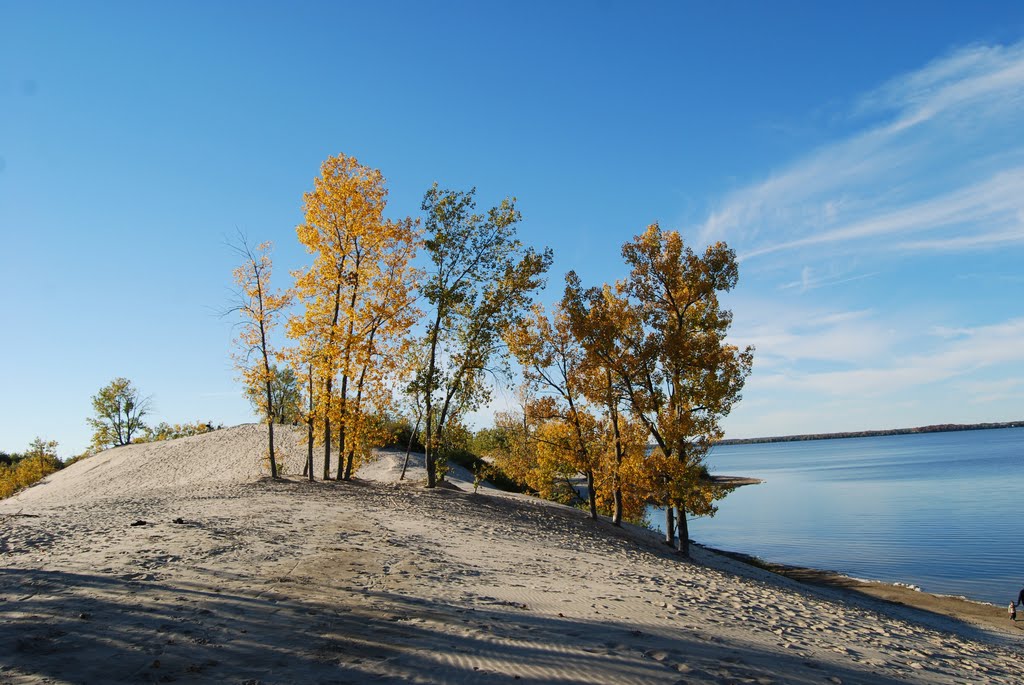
[719,421,1024,445]
[0,438,61,499]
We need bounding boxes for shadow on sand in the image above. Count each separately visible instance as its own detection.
[0,566,914,684]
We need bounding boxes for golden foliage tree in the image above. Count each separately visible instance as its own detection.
[567,224,753,555]
[0,438,61,500]
[231,237,292,479]
[482,406,580,505]
[289,153,420,480]
[338,222,421,480]
[507,304,604,518]
[561,279,641,525]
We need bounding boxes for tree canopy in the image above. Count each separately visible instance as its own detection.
[87,378,152,449]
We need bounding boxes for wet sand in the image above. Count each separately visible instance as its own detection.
[705,548,1023,637]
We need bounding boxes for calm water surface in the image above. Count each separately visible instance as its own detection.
[662,428,1024,606]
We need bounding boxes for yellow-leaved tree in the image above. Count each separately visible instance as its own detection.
[289,153,420,480]
[567,224,753,556]
[506,303,604,518]
[0,438,61,500]
[562,278,641,526]
[231,236,292,479]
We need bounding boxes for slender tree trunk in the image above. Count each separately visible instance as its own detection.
[323,377,332,480]
[257,300,277,479]
[344,345,372,481]
[424,415,435,486]
[322,277,343,481]
[605,369,624,526]
[343,449,354,480]
[336,257,361,481]
[337,373,348,480]
[266,382,277,479]
[400,414,421,481]
[664,505,675,546]
[423,311,443,488]
[433,375,465,484]
[565,392,598,521]
[306,365,314,481]
[301,418,308,477]
[586,468,598,520]
[676,506,689,557]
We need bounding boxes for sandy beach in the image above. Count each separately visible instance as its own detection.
[2,424,1022,684]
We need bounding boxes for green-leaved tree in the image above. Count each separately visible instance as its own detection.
[87,378,152,449]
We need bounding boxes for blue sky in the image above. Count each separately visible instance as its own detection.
[2,2,1023,457]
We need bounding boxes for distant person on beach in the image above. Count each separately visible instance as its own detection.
[1018,588,1024,606]
[1010,603,1017,621]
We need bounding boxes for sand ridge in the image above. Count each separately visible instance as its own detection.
[1,424,1022,683]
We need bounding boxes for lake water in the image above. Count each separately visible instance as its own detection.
[655,427,1024,606]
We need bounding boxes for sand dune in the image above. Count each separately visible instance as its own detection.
[1,424,1021,683]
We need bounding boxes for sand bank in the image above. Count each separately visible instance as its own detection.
[1,425,1021,684]
[705,548,1024,638]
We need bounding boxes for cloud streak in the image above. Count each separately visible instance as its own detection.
[698,41,1024,262]
[752,317,1024,399]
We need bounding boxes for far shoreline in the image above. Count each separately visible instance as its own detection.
[720,420,1024,445]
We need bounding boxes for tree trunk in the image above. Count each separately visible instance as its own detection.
[424,418,435,487]
[322,278,342,481]
[323,377,332,480]
[605,369,624,526]
[255,273,277,479]
[306,420,314,480]
[307,366,314,481]
[400,416,420,481]
[267,413,277,479]
[676,506,689,557]
[423,310,443,488]
[343,359,371,481]
[337,373,348,480]
[664,505,675,546]
[433,379,463,485]
[586,469,598,520]
[264,373,277,479]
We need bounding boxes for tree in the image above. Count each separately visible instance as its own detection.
[87,378,152,449]
[137,421,220,442]
[563,277,641,526]
[622,225,752,554]
[230,236,292,479]
[417,185,552,488]
[567,224,753,556]
[337,219,421,481]
[244,364,302,425]
[0,437,60,499]
[507,304,603,519]
[288,153,420,480]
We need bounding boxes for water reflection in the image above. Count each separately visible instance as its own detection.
[651,428,1024,605]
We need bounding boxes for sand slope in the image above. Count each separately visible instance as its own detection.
[1,425,1022,684]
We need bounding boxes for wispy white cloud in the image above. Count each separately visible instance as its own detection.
[779,267,879,292]
[729,304,898,367]
[742,168,1024,259]
[958,378,1024,405]
[709,42,1024,436]
[894,223,1024,251]
[753,317,1024,398]
[857,41,1024,126]
[698,41,1024,262]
